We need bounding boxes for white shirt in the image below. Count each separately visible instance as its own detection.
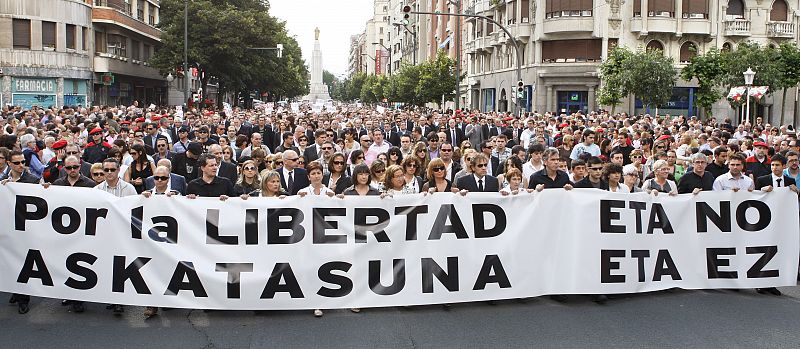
[473,174,487,191]
[772,174,786,188]
[365,141,390,165]
[298,185,334,196]
[522,161,544,181]
[713,172,754,191]
[95,180,137,197]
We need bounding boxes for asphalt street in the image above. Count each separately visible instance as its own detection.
[1,287,800,349]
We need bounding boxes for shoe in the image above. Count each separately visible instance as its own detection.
[313,309,323,317]
[350,308,360,313]
[757,287,782,296]
[550,295,568,303]
[8,295,17,304]
[71,302,85,313]
[593,294,608,305]
[143,307,158,318]
[113,304,124,314]
[18,303,29,314]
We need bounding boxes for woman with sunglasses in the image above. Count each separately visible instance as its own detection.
[251,148,268,172]
[412,142,430,172]
[89,163,105,184]
[369,160,387,192]
[348,149,365,176]
[422,158,454,193]
[234,160,262,196]
[342,128,359,154]
[386,146,403,166]
[221,145,236,164]
[322,153,352,194]
[124,144,155,194]
[399,156,423,193]
[452,149,477,183]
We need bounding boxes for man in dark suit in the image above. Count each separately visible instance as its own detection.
[445,119,465,146]
[209,144,238,184]
[456,153,499,192]
[303,129,328,163]
[756,153,798,191]
[488,118,504,138]
[479,140,502,177]
[145,165,188,195]
[172,142,203,182]
[277,150,310,195]
[142,122,160,155]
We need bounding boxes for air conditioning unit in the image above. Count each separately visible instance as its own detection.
[689,13,705,19]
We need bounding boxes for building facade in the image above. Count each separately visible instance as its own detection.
[463,0,800,123]
[92,0,165,106]
[0,0,95,108]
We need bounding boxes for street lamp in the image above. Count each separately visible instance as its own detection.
[743,67,755,126]
[372,42,391,75]
[183,0,189,108]
[361,53,376,74]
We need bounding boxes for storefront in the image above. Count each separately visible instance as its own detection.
[63,79,89,107]
[557,91,589,114]
[94,73,167,107]
[12,77,57,109]
[635,87,698,116]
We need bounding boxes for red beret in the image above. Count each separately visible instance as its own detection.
[753,141,769,148]
[657,135,672,141]
[120,121,131,125]
[504,117,513,121]
[89,127,103,135]
[596,128,604,133]
[52,139,68,150]
[134,117,145,123]
[559,123,569,129]
[152,115,162,121]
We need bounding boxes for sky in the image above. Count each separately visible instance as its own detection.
[269,0,374,78]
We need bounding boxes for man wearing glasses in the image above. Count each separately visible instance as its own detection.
[677,153,715,194]
[277,150,309,195]
[82,127,112,164]
[144,159,187,195]
[439,141,461,182]
[315,141,335,174]
[303,129,328,163]
[51,156,95,188]
[574,156,608,189]
[455,153,499,192]
[142,122,160,155]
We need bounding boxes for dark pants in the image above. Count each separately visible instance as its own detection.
[13,294,29,305]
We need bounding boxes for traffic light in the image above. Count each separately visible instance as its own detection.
[517,80,525,99]
[402,5,411,25]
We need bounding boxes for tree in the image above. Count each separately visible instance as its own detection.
[416,50,464,106]
[776,43,800,125]
[390,63,423,106]
[681,47,726,116]
[597,46,632,113]
[151,0,308,106]
[620,48,677,112]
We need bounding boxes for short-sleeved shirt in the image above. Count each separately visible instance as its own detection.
[528,169,571,189]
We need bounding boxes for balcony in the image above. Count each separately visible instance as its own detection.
[681,19,711,35]
[93,7,161,40]
[475,36,493,52]
[543,17,594,34]
[767,21,795,38]
[724,19,751,36]
[94,54,162,80]
[508,23,532,41]
[488,32,501,47]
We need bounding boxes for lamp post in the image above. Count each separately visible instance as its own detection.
[372,42,391,75]
[743,67,755,126]
[183,0,188,108]
[361,53,376,74]
[166,73,174,105]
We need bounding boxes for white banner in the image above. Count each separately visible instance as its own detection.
[0,184,797,310]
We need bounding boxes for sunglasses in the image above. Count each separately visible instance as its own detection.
[374,169,386,174]
[10,160,25,165]
[92,172,104,177]
[64,165,80,170]
[361,139,372,143]
[432,166,445,172]
[322,147,333,150]
[103,168,118,173]
[440,149,452,152]
[357,156,365,160]
[405,163,417,168]
[154,176,169,181]
[157,144,167,147]
[475,163,487,168]
[631,155,642,159]
[244,166,256,171]
[274,161,283,166]
[66,151,79,155]
[333,161,345,165]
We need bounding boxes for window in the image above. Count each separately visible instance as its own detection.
[679,42,697,63]
[726,0,744,19]
[682,0,708,19]
[95,30,105,53]
[13,19,31,49]
[107,34,127,57]
[82,27,87,51]
[66,24,76,50]
[137,0,144,20]
[131,39,140,60]
[149,4,156,25]
[721,42,733,52]
[646,40,664,52]
[546,0,593,18]
[771,0,788,21]
[42,21,56,49]
[507,0,516,24]
[125,0,132,15]
[521,0,530,22]
[649,0,674,17]
[541,39,602,63]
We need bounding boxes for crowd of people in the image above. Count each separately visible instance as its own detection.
[1,101,798,316]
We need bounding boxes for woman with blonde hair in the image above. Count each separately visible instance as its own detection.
[382,164,407,196]
[453,149,477,183]
[369,160,387,191]
[234,160,261,196]
[422,158,454,193]
[641,159,677,196]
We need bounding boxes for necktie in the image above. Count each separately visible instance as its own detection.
[288,171,294,190]
[452,129,456,143]
[777,178,782,187]
[478,178,484,191]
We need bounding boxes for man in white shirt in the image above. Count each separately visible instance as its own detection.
[712,153,754,192]
[365,129,390,165]
[95,158,138,197]
[522,143,546,181]
[570,129,601,161]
